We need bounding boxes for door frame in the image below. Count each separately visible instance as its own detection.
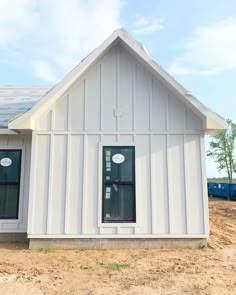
[0,146,25,224]
[97,143,138,229]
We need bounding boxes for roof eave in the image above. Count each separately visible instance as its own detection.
[205,112,228,135]
[8,28,228,133]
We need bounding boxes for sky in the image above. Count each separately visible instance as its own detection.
[0,0,236,177]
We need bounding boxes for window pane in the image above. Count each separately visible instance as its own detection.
[119,148,133,182]
[0,151,21,183]
[104,147,134,183]
[103,184,134,222]
[104,184,119,221]
[0,184,19,218]
[119,185,134,221]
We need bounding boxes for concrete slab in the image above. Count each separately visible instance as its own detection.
[29,238,207,250]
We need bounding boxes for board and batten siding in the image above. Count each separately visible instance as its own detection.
[28,43,208,238]
[0,134,31,232]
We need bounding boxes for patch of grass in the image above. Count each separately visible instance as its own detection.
[63,257,73,263]
[80,265,94,270]
[33,247,56,253]
[99,262,129,272]
[192,244,207,250]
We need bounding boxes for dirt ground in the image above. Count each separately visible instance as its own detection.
[0,200,235,295]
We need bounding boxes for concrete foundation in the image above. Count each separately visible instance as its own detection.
[0,233,28,243]
[29,238,207,250]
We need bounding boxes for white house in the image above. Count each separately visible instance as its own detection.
[0,29,227,249]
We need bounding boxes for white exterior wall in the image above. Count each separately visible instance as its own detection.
[28,43,208,238]
[0,134,31,232]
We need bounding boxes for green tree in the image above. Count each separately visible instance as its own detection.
[207,119,236,183]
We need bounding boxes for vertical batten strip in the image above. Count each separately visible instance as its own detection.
[166,95,171,234]
[100,64,103,131]
[183,134,189,234]
[183,110,189,234]
[51,104,55,131]
[199,134,209,234]
[46,134,54,234]
[81,134,88,234]
[150,134,155,233]
[27,132,37,234]
[83,78,87,131]
[116,46,120,142]
[97,141,103,233]
[149,79,153,131]
[64,134,71,234]
[133,63,137,132]
[67,94,70,131]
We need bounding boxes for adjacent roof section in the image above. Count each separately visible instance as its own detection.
[0,86,51,128]
[5,29,227,133]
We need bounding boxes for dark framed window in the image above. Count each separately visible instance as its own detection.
[0,150,21,219]
[102,146,136,223]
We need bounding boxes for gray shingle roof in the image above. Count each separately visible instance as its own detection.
[0,86,52,128]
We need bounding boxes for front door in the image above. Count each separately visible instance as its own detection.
[0,150,21,219]
[103,146,135,223]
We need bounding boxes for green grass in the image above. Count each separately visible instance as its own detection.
[63,257,73,263]
[33,247,56,253]
[99,262,129,272]
[192,244,207,250]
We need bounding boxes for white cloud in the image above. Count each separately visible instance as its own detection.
[31,60,59,84]
[132,16,164,35]
[0,0,123,82]
[0,0,39,47]
[168,18,236,76]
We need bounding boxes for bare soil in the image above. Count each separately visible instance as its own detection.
[0,200,235,295]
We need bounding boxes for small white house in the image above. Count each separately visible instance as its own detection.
[0,29,227,249]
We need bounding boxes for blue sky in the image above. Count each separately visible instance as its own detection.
[0,0,235,177]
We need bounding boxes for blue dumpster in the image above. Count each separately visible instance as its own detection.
[208,183,236,200]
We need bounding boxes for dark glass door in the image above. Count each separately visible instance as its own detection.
[103,147,135,222]
[0,150,21,219]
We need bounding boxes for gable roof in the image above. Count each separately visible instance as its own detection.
[8,28,227,133]
[0,86,51,128]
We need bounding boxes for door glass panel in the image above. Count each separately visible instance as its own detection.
[103,147,135,222]
[0,150,21,219]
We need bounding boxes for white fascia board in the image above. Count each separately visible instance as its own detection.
[9,28,227,132]
[0,129,18,134]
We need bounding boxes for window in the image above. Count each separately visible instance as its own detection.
[102,146,136,222]
[0,150,21,219]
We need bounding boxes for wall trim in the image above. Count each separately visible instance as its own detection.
[28,234,208,239]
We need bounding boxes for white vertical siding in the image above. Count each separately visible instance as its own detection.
[65,135,83,234]
[84,135,100,234]
[31,135,50,234]
[85,65,101,131]
[29,42,207,238]
[48,135,67,234]
[69,81,85,131]
[185,135,204,234]
[151,135,169,234]
[168,135,187,234]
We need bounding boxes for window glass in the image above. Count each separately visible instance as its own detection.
[103,147,135,222]
[0,150,21,219]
